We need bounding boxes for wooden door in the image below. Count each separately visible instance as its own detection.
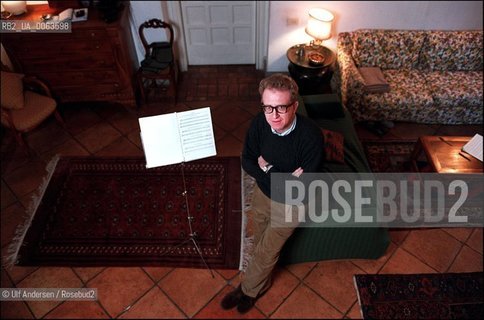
[180,1,256,65]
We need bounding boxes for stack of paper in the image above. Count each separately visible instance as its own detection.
[462,134,483,162]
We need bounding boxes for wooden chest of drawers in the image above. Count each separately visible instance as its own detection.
[2,4,138,108]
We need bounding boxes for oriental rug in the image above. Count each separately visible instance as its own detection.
[354,272,484,319]
[7,156,242,269]
[363,140,420,172]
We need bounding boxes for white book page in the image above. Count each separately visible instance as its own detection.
[462,134,483,162]
[177,107,217,162]
[138,113,183,168]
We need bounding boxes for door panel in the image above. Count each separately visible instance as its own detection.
[181,1,256,65]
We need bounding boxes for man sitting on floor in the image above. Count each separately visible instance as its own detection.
[220,73,324,314]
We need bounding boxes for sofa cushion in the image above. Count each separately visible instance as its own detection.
[419,31,483,71]
[302,94,345,119]
[352,69,434,122]
[424,70,483,109]
[351,30,426,69]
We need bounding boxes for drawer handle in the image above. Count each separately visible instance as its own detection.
[91,32,96,37]
[114,83,120,88]
[95,45,100,49]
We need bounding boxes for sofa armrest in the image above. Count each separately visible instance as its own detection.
[336,33,365,110]
[297,96,371,173]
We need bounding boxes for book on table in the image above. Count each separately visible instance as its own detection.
[461,133,483,162]
[138,107,217,168]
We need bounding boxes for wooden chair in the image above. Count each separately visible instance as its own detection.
[136,19,178,105]
[1,63,64,151]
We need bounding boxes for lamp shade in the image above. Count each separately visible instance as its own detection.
[305,8,334,41]
[2,1,27,15]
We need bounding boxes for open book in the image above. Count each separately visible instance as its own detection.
[138,107,217,168]
[461,134,483,162]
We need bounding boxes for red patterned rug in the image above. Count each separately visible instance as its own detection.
[7,156,242,269]
[363,141,421,172]
[354,272,484,319]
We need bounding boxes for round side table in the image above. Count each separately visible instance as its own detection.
[287,43,336,95]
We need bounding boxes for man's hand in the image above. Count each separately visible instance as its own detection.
[259,156,303,176]
[258,156,269,170]
[292,167,303,177]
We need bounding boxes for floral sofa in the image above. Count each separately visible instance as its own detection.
[335,29,483,124]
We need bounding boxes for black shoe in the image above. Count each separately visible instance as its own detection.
[237,294,256,314]
[220,285,243,310]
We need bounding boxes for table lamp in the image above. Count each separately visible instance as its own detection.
[1,1,27,16]
[305,8,334,46]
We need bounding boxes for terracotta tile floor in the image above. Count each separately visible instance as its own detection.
[1,65,483,319]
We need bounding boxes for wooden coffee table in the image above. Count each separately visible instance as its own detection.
[410,136,483,173]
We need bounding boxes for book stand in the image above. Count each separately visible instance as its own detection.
[172,162,214,277]
[138,107,217,277]
[152,162,215,277]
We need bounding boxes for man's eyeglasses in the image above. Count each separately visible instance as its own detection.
[261,102,294,114]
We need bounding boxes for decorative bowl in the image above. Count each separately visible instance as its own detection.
[307,52,325,66]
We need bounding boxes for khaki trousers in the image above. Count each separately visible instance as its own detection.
[241,185,300,298]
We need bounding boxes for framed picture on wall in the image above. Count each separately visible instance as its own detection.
[72,8,88,22]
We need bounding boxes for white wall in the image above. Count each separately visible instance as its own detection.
[267,1,483,72]
[128,1,166,66]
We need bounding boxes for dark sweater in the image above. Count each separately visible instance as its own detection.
[241,113,324,200]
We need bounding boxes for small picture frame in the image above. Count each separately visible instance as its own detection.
[72,8,88,22]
